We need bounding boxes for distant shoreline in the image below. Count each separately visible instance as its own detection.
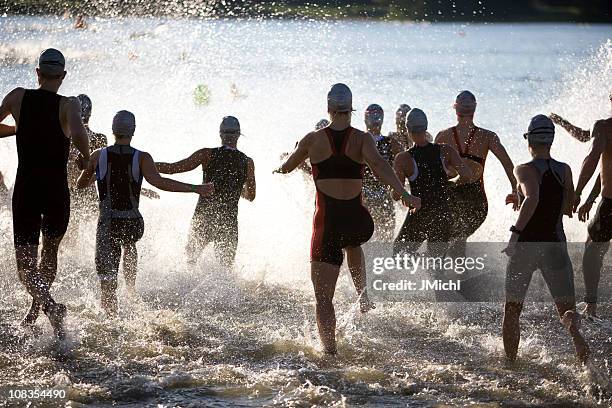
[0,1,609,23]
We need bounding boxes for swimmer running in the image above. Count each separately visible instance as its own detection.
[274,83,421,355]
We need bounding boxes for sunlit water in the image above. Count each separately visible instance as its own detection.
[0,16,611,407]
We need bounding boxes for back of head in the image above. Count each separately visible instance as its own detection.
[327,83,353,115]
[220,115,241,145]
[112,110,136,139]
[525,114,555,147]
[364,103,384,128]
[77,94,92,121]
[37,48,66,80]
[406,108,428,134]
[454,90,477,117]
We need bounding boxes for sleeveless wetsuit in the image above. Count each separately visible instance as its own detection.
[95,145,144,280]
[394,143,452,255]
[310,127,374,266]
[363,134,395,240]
[505,159,575,303]
[189,146,249,266]
[450,126,488,238]
[12,89,70,245]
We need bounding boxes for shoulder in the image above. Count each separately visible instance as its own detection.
[593,118,612,133]
[3,87,25,104]
[435,127,453,142]
[60,95,80,111]
[478,127,498,141]
[395,151,413,163]
[515,163,537,180]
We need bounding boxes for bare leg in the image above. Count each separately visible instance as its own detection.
[311,261,340,355]
[345,246,375,313]
[100,278,118,316]
[556,302,590,363]
[582,236,609,317]
[122,243,138,292]
[502,301,522,361]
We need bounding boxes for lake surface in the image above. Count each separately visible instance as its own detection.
[0,16,611,407]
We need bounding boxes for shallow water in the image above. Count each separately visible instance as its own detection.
[0,16,611,407]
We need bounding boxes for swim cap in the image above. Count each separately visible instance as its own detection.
[525,114,555,145]
[406,108,428,133]
[365,104,384,126]
[396,104,411,122]
[77,94,92,119]
[112,110,136,137]
[220,116,241,136]
[315,119,330,130]
[38,48,65,76]
[327,83,353,113]
[454,90,477,116]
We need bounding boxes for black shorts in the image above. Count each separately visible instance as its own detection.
[450,181,488,238]
[12,173,70,246]
[588,197,612,242]
[96,217,144,279]
[311,191,374,266]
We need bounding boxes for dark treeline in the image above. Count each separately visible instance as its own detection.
[0,0,609,22]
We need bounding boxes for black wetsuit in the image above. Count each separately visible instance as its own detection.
[310,127,374,266]
[394,143,452,255]
[95,145,144,280]
[450,126,488,238]
[189,146,249,266]
[12,89,70,246]
[363,134,395,240]
[506,159,574,303]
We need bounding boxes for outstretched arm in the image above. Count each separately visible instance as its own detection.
[141,152,213,195]
[575,121,607,200]
[442,145,473,184]
[241,158,256,201]
[274,134,310,174]
[155,149,209,174]
[550,113,591,142]
[489,133,517,192]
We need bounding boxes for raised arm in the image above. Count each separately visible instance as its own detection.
[489,133,517,192]
[442,144,473,185]
[575,120,608,204]
[141,152,213,195]
[550,113,591,142]
[155,149,209,174]
[362,133,420,209]
[274,134,311,174]
[241,158,256,201]
[65,97,90,161]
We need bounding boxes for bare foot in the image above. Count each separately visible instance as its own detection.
[20,299,41,327]
[44,303,67,340]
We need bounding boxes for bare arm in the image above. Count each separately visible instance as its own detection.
[76,149,101,188]
[65,97,90,160]
[0,88,22,138]
[442,145,473,184]
[575,120,607,197]
[550,113,591,142]
[241,158,256,201]
[489,133,517,192]
[562,164,574,217]
[155,149,209,174]
[391,152,414,200]
[0,124,15,138]
[513,165,540,230]
[586,174,602,204]
[275,134,310,174]
[141,152,212,195]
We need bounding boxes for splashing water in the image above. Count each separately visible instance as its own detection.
[0,16,611,406]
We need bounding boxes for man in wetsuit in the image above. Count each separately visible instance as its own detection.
[77,111,214,315]
[393,108,472,256]
[156,116,256,268]
[572,93,612,318]
[503,115,589,363]
[0,48,91,338]
[274,83,421,355]
[436,90,517,255]
[362,104,402,241]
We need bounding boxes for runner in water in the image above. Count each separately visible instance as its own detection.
[362,104,402,241]
[274,83,421,355]
[389,104,433,150]
[393,108,472,256]
[156,116,255,268]
[436,91,517,255]
[503,115,589,363]
[572,93,612,318]
[77,111,214,315]
[0,49,90,338]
